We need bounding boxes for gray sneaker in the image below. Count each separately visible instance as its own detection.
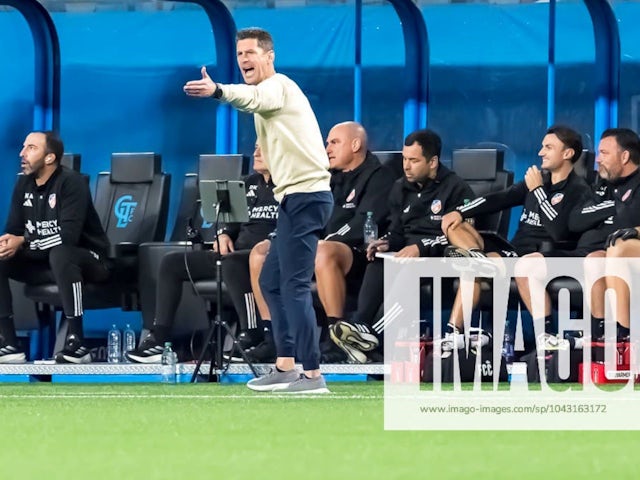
[246,368,299,392]
[272,374,331,394]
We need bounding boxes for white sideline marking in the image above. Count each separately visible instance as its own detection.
[0,393,383,400]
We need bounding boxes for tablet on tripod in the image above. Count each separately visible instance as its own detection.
[199,179,249,224]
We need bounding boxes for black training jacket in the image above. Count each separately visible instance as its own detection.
[458,170,591,251]
[570,169,640,252]
[324,151,395,249]
[5,165,110,260]
[385,164,474,256]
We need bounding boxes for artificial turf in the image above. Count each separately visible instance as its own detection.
[0,382,638,479]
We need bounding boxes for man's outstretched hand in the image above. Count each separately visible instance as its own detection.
[183,66,217,98]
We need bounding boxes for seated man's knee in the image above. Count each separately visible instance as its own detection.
[514,252,544,279]
[48,245,75,270]
[250,240,270,268]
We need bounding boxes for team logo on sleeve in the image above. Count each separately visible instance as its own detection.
[431,199,442,214]
[48,194,56,209]
[622,188,633,202]
[550,192,564,205]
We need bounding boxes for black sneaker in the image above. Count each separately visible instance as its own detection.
[0,341,26,364]
[237,329,263,351]
[245,335,276,363]
[125,334,163,364]
[55,334,92,364]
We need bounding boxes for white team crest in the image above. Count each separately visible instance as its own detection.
[622,189,633,202]
[346,189,356,203]
[431,199,442,214]
[551,192,564,205]
[48,194,56,209]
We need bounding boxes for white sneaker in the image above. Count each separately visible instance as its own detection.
[469,327,491,351]
[537,333,569,351]
[438,331,466,352]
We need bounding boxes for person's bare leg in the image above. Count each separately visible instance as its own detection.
[447,222,485,251]
[584,250,606,339]
[250,240,271,322]
[604,239,640,328]
[514,252,551,320]
[314,240,353,318]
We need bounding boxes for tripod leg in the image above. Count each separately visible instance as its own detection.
[220,320,260,377]
[190,321,217,383]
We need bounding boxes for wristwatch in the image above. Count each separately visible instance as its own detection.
[212,84,223,99]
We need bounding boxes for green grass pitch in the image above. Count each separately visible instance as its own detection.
[0,382,638,479]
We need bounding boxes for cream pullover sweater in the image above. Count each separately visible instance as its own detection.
[218,73,331,202]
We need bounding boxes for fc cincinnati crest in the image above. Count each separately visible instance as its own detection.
[622,188,633,202]
[550,192,564,205]
[48,194,56,209]
[346,189,356,203]
[431,199,442,214]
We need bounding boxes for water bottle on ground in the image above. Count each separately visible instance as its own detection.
[161,342,177,384]
[363,211,378,246]
[501,320,515,381]
[123,324,136,362]
[107,324,121,364]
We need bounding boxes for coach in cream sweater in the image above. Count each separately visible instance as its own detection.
[184,27,333,394]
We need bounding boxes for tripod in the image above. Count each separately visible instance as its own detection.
[190,181,258,382]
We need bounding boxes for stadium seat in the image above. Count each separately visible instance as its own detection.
[24,152,170,357]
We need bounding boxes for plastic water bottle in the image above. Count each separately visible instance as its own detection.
[107,324,121,364]
[122,324,136,362]
[501,321,515,381]
[161,342,177,384]
[363,211,378,245]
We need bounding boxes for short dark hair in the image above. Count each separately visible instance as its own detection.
[404,129,442,160]
[546,125,583,164]
[34,130,64,164]
[236,27,274,52]
[601,128,640,165]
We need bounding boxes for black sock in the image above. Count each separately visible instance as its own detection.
[327,316,342,325]
[0,315,17,344]
[66,315,83,340]
[617,324,630,340]
[260,320,272,334]
[591,315,604,339]
[446,323,460,334]
[544,314,556,335]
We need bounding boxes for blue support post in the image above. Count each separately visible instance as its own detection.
[387,0,429,136]
[2,0,60,132]
[547,0,556,127]
[584,0,620,139]
[175,0,239,154]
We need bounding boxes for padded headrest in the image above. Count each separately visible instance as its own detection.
[199,154,247,180]
[111,153,161,183]
[452,149,504,180]
[61,153,81,171]
[573,149,595,180]
[372,151,404,180]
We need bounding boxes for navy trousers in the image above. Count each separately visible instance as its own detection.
[259,191,332,370]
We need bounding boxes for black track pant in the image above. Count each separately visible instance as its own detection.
[221,250,256,331]
[0,245,110,327]
[154,249,257,331]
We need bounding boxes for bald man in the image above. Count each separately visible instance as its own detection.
[246,121,396,364]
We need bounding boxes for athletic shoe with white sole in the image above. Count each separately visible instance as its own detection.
[0,343,26,364]
[444,246,503,277]
[246,368,300,392]
[272,374,331,394]
[537,333,570,351]
[55,334,92,364]
[125,335,163,364]
[330,320,379,351]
